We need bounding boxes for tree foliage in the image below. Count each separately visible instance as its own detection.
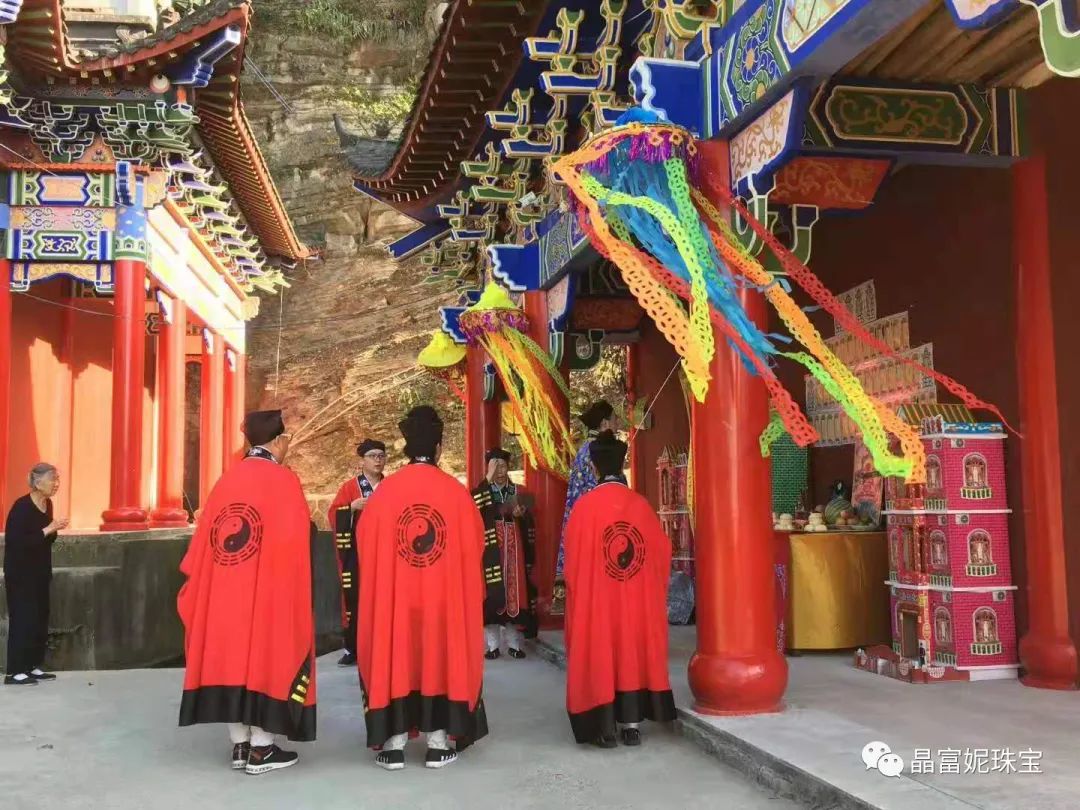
[256,0,436,47]
[569,345,627,444]
[338,82,418,138]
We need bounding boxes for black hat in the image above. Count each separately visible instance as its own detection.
[357,438,386,457]
[398,405,444,459]
[243,410,285,447]
[485,448,511,463]
[589,430,627,478]
[579,400,614,431]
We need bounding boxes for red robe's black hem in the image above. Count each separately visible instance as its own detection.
[568,689,676,743]
[178,686,317,742]
[363,689,489,751]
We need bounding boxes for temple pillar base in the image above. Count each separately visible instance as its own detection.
[101,507,150,533]
[688,650,787,715]
[148,507,190,529]
[1019,634,1079,690]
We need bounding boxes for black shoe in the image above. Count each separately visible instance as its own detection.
[245,744,298,775]
[425,748,458,769]
[30,669,56,681]
[338,651,356,667]
[231,742,250,770]
[376,750,405,771]
[621,728,641,746]
[592,735,617,749]
[484,649,500,660]
[507,648,526,659]
[4,674,37,686]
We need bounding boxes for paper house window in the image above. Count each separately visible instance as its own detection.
[962,453,991,500]
[971,608,1002,656]
[930,531,948,566]
[966,530,997,577]
[934,607,952,644]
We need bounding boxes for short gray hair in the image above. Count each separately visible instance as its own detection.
[28,463,57,489]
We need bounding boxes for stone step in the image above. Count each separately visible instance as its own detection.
[529,635,883,810]
[0,563,123,671]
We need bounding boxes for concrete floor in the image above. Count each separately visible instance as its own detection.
[0,653,799,810]
[544,627,1080,810]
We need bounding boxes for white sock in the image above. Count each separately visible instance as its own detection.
[9,673,30,682]
[427,729,449,751]
[504,625,524,650]
[484,625,500,653]
[228,724,251,745]
[250,726,274,747]
[383,733,408,751]
[30,668,45,676]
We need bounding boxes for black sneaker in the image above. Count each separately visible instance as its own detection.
[425,748,458,769]
[338,651,356,667]
[592,734,617,749]
[30,669,56,681]
[231,742,250,770]
[507,648,526,659]
[484,649,500,660]
[245,744,298,775]
[4,674,37,686]
[621,727,641,746]
[375,750,405,771]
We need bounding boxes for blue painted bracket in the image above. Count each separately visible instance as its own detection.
[438,306,467,345]
[489,241,539,292]
[388,221,450,259]
[629,58,705,135]
[167,25,243,88]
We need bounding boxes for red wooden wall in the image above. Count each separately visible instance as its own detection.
[629,320,691,512]
[5,282,157,530]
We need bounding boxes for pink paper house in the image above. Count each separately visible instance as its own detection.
[877,404,1018,682]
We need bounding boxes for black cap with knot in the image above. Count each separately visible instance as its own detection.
[356,439,386,457]
[579,400,614,431]
[589,430,627,478]
[398,405,444,460]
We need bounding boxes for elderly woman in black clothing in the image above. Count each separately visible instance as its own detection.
[4,463,68,685]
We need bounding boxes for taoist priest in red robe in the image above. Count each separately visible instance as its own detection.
[327,438,386,667]
[178,410,315,775]
[563,430,676,748]
[472,447,537,660]
[355,405,487,771]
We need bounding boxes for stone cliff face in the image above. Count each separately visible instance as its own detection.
[240,29,465,526]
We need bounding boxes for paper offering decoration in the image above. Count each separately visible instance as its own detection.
[806,287,938,447]
[833,280,877,336]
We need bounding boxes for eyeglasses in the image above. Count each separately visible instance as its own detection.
[363,453,387,460]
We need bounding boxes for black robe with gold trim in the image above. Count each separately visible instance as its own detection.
[472,481,537,637]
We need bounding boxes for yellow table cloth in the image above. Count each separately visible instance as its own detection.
[786,531,891,651]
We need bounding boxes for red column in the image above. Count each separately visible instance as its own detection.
[1013,154,1079,689]
[101,259,150,531]
[150,298,189,528]
[688,139,787,714]
[223,350,247,468]
[0,259,10,517]
[199,329,225,506]
[465,344,501,489]
[523,290,569,628]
